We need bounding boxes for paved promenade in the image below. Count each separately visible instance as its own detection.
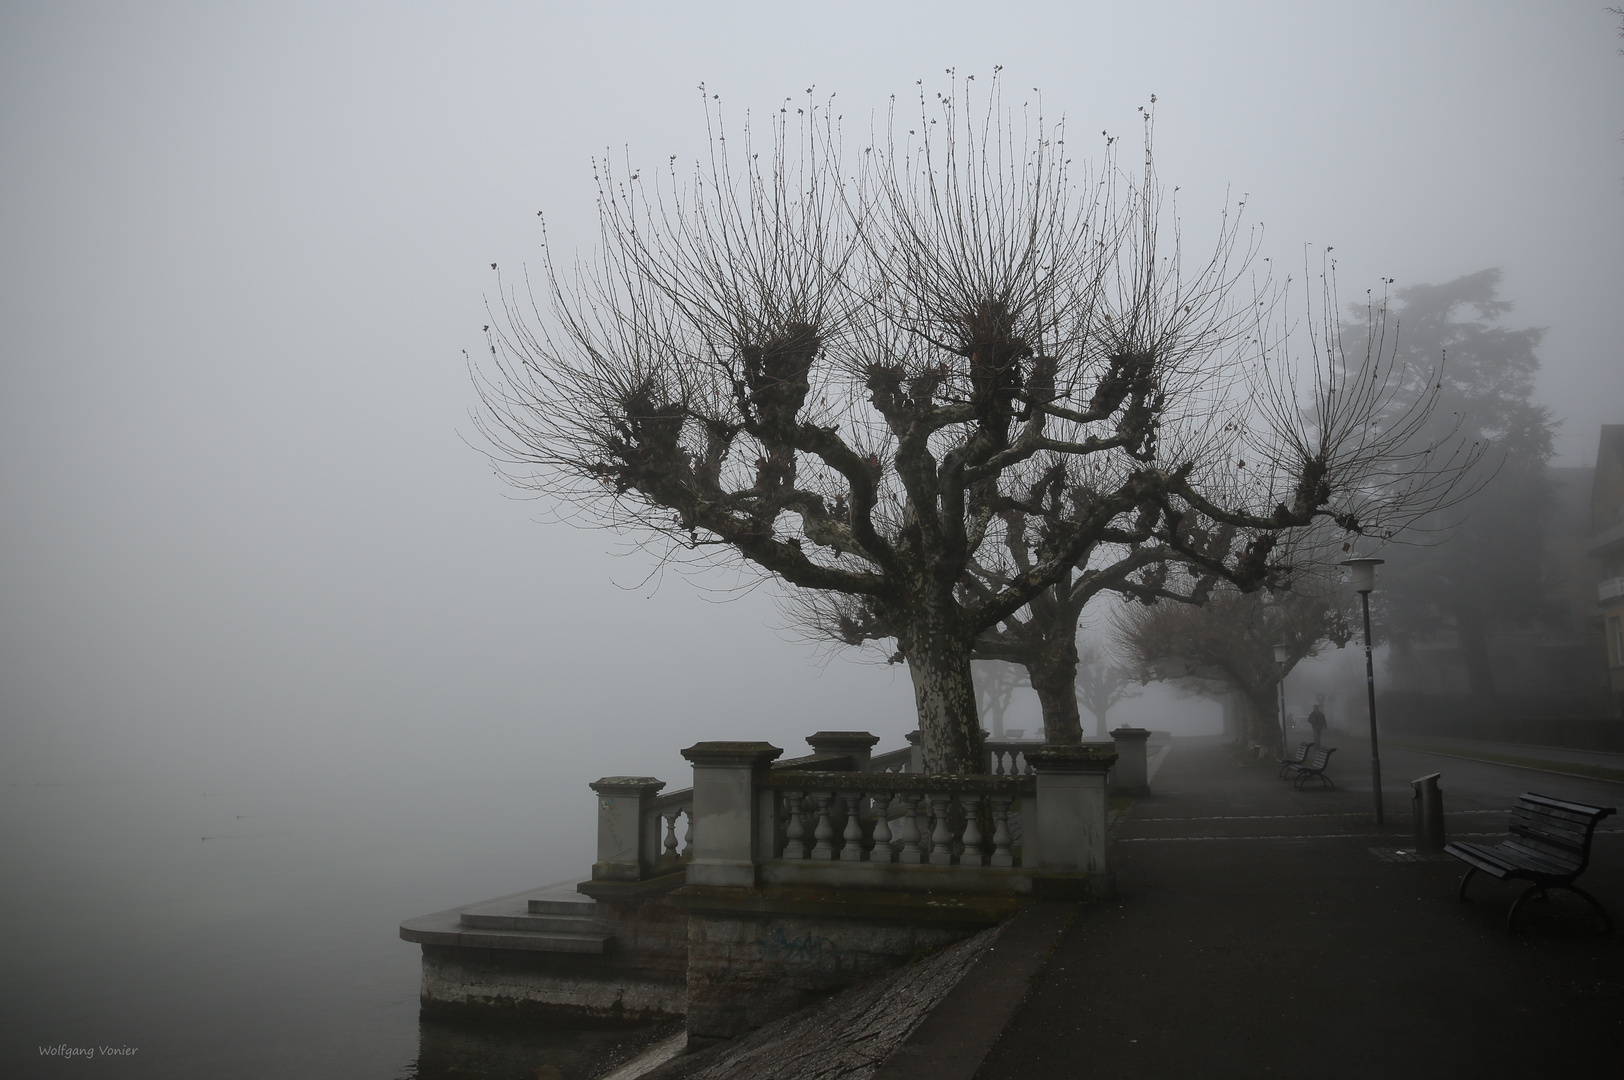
[972,737,1624,1079]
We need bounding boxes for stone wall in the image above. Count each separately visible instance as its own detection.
[418,891,690,1026]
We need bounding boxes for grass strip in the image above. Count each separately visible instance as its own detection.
[1388,740,1624,785]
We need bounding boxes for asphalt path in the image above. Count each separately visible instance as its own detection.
[975,738,1624,1080]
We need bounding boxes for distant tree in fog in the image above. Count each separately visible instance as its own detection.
[1342,270,1555,698]
[972,660,1024,740]
[1115,583,1353,752]
[474,80,1479,773]
[1074,640,1141,736]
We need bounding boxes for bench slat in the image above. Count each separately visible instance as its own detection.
[1497,841,1582,876]
[1519,793,1616,819]
[1509,821,1590,852]
[1511,805,1599,833]
[1447,841,1576,881]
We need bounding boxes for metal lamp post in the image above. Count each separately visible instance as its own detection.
[1273,643,1290,755]
[1341,558,1385,824]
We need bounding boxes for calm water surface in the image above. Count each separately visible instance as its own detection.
[0,767,609,1079]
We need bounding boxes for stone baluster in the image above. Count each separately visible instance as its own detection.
[928,792,955,866]
[896,791,925,864]
[782,791,807,859]
[660,809,682,866]
[837,791,864,861]
[869,792,895,863]
[682,808,693,858]
[915,793,935,860]
[989,794,1015,867]
[810,791,837,859]
[960,793,984,865]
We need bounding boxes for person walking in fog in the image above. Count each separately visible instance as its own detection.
[1307,703,1327,746]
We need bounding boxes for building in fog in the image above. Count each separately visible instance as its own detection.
[1591,425,1624,718]
[1385,432,1617,717]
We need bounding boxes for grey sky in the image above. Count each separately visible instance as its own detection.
[2,1,1619,792]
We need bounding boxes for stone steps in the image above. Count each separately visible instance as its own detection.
[459,910,601,934]
[400,880,614,955]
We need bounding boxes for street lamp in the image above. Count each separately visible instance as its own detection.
[1273,643,1290,755]
[1341,557,1385,824]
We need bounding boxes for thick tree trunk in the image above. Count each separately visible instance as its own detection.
[1244,687,1284,756]
[900,594,985,774]
[1028,660,1085,746]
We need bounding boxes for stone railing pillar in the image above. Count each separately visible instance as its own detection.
[680,742,782,887]
[1109,727,1152,797]
[905,730,924,773]
[588,776,665,881]
[805,731,880,772]
[1026,745,1117,891]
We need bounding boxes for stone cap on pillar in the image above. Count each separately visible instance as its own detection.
[589,776,666,798]
[1109,727,1153,742]
[679,742,783,769]
[1026,745,1118,773]
[806,731,881,752]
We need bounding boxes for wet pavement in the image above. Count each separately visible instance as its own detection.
[974,738,1624,1079]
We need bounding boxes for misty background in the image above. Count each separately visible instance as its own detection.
[1,2,1620,1076]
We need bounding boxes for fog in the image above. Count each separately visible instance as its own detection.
[0,4,1619,1060]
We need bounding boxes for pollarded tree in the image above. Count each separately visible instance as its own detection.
[971,659,1025,740]
[810,455,1241,745]
[474,80,1476,774]
[1114,582,1354,753]
[1075,640,1142,736]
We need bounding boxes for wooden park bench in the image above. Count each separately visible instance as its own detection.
[1291,746,1336,790]
[1277,741,1314,779]
[1445,793,1617,934]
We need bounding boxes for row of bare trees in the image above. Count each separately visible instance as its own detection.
[474,78,1478,772]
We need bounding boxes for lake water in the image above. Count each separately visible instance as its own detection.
[0,765,620,1079]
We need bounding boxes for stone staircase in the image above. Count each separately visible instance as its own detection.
[399,880,612,954]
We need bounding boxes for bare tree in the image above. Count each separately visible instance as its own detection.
[1114,581,1353,753]
[1074,640,1142,736]
[971,659,1025,739]
[474,78,1477,773]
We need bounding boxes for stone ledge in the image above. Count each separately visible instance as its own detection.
[401,906,612,954]
[577,868,687,901]
[664,883,1025,925]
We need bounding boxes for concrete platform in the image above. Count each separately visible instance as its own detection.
[400,881,613,954]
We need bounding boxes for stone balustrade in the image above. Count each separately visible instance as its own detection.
[984,740,1036,776]
[412,725,1152,1042]
[762,771,1031,868]
[587,728,1146,898]
[587,729,1131,899]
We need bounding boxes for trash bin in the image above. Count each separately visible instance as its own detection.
[1411,773,1445,851]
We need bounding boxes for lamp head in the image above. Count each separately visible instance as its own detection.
[1339,557,1384,594]
[1273,643,1290,665]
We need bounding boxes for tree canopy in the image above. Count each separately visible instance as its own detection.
[1115,582,1353,752]
[1343,269,1555,697]
[474,81,1477,772]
